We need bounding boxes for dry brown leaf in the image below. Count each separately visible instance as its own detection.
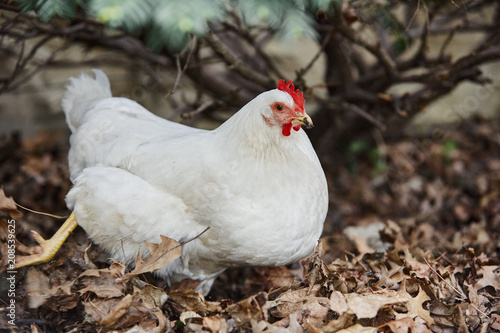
[466,282,490,321]
[77,262,128,298]
[315,312,356,332]
[25,267,50,308]
[83,282,169,331]
[490,313,500,331]
[100,294,134,327]
[79,279,126,298]
[329,290,349,314]
[202,315,228,333]
[396,285,434,325]
[148,310,170,333]
[168,289,222,315]
[47,279,75,297]
[121,235,181,280]
[179,310,202,324]
[78,260,127,279]
[202,316,221,331]
[475,265,500,290]
[304,242,330,291]
[0,188,22,219]
[251,313,303,333]
[132,282,168,309]
[379,317,416,332]
[226,292,267,325]
[270,285,322,318]
[330,289,409,319]
[336,323,377,333]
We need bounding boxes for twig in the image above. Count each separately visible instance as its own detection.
[165,38,197,98]
[344,102,386,131]
[414,2,430,60]
[4,37,69,93]
[338,27,397,79]
[298,25,335,79]
[180,226,210,247]
[181,100,222,119]
[204,33,274,88]
[405,0,421,32]
[438,25,458,60]
[15,203,68,219]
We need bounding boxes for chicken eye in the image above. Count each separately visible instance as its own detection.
[275,104,283,111]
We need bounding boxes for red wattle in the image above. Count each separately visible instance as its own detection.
[293,125,301,132]
[282,123,292,136]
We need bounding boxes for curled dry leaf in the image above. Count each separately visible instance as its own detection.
[121,235,182,280]
[0,188,22,219]
[168,289,222,315]
[83,282,169,331]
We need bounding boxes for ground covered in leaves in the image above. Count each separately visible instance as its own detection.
[1,118,499,332]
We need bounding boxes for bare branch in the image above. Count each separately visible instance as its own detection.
[204,33,274,88]
[336,22,398,80]
[344,102,386,131]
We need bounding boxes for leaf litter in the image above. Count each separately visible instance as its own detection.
[0,118,499,332]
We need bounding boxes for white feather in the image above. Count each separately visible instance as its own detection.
[63,70,328,295]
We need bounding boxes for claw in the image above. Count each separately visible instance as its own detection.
[15,212,78,268]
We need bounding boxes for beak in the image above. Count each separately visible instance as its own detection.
[292,114,314,129]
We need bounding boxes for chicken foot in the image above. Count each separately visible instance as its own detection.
[15,212,78,268]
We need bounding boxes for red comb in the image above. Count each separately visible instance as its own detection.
[277,80,305,111]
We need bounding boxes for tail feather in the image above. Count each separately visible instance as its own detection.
[62,69,112,132]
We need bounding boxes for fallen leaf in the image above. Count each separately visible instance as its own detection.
[25,267,50,308]
[336,323,377,333]
[77,262,128,298]
[132,280,168,309]
[475,265,500,290]
[122,235,181,280]
[396,285,434,325]
[270,285,323,319]
[100,294,134,327]
[169,289,222,315]
[491,313,500,330]
[226,292,268,325]
[179,311,202,324]
[202,315,228,333]
[331,289,410,319]
[251,312,303,333]
[0,188,22,219]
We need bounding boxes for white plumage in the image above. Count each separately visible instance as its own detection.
[62,70,328,295]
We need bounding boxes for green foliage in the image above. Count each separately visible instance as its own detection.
[148,0,225,52]
[234,0,327,40]
[346,140,368,173]
[369,147,387,177]
[346,140,387,176]
[16,0,335,52]
[442,139,459,164]
[90,0,152,33]
[17,0,80,22]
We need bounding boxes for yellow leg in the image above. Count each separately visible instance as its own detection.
[15,212,78,268]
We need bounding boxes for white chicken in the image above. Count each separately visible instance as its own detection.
[18,70,328,295]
